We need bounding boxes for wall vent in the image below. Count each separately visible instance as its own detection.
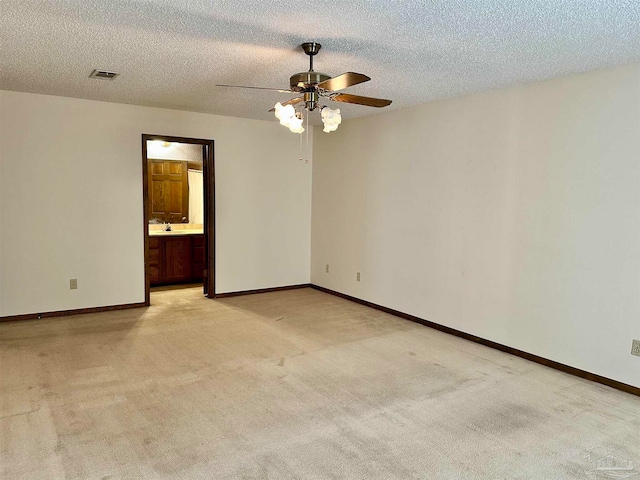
[89,69,120,80]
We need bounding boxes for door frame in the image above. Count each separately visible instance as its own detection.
[142,134,215,304]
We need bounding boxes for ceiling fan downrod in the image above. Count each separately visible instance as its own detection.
[301,42,321,72]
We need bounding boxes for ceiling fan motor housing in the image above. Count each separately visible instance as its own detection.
[289,72,330,91]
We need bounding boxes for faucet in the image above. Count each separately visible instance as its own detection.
[164,222,172,232]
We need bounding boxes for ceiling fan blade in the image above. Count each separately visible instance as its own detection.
[282,97,304,107]
[317,72,370,92]
[330,93,392,108]
[216,84,293,93]
[268,97,304,112]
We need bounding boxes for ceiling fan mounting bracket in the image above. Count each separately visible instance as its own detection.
[301,42,321,56]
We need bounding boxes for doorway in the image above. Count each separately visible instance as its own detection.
[142,134,215,305]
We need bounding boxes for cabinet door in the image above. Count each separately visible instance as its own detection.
[149,160,189,223]
[149,237,161,284]
[191,235,205,281]
[163,237,192,282]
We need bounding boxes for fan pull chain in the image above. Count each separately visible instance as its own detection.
[299,127,303,162]
[305,113,309,164]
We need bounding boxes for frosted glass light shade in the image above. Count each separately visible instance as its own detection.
[321,107,341,132]
[274,102,304,133]
[288,115,304,133]
[274,102,296,126]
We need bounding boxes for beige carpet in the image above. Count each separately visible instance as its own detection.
[1,287,639,479]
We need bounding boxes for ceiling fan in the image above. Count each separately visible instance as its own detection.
[216,42,392,133]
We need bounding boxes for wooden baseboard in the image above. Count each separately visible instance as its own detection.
[214,283,311,299]
[0,302,146,323]
[310,284,640,397]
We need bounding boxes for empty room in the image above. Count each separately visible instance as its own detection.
[1,1,639,479]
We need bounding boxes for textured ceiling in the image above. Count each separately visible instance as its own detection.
[1,0,639,125]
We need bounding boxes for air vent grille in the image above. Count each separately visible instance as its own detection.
[89,69,119,80]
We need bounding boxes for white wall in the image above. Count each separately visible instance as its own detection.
[311,63,640,388]
[0,91,312,316]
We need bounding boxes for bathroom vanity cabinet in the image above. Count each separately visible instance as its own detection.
[149,234,204,285]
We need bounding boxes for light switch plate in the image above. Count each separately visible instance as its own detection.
[632,339,640,357]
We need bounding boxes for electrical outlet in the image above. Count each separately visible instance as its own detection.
[632,339,640,357]
[70,278,78,290]
[357,272,360,282]
[326,264,329,274]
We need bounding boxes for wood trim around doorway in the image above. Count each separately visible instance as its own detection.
[142,134,215,304]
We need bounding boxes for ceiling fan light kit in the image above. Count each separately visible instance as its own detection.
[320,106,341,133]
[274,102,305,133]
[217,42,392,134]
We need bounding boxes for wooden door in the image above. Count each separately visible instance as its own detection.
[148,160,189,223]
[202,143,210,295]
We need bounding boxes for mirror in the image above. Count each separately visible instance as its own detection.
[146,141,203,225]
[148,159,190,223]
